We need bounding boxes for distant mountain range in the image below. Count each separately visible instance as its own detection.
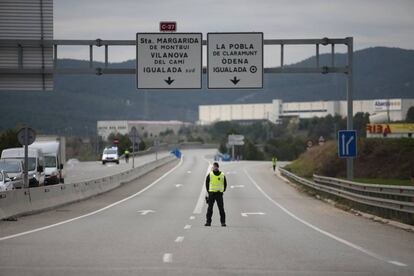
[1,47,413,136]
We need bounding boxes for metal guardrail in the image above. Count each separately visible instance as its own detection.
[279,168,414,214]
[313,175,414,197]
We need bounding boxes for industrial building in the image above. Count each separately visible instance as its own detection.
[97,120,191,140]
[198,98,414,125]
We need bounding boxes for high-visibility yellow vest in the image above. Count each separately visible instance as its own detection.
[272,157,277,165]
[209,171,225,192]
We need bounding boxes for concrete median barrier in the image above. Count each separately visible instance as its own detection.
[0,155,176,220]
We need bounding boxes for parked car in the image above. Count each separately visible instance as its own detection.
[0,170,15,192]
[102,147,119,165]
[0,159,24,189]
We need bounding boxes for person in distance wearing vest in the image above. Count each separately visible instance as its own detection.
[205,162,227,227]
[272,156,277,172]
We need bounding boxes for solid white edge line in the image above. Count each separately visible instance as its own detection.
[0,156,184,242]
[243,167,408,268]
[388,261,408,267]
[193,159,211,214]
[163,253,172,263]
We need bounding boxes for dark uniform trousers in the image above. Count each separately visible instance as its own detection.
[206,192,226,224]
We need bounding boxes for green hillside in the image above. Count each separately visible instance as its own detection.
[1,47,414,135]
[286,139,414,181]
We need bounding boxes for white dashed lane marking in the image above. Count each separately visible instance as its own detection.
[163,253,172,263]
[175,236,184,243]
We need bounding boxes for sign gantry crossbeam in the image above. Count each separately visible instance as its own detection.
[0,37,352,75]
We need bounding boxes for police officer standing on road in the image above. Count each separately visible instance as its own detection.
[205,162,227,227]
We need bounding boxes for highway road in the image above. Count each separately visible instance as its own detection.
[0,149,413,276]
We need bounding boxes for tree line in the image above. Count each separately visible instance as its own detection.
[1,109,413,161]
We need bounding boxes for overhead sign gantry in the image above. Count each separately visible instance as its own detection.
[0,32,356,180]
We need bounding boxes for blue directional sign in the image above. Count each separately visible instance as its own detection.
[338,130,357,158]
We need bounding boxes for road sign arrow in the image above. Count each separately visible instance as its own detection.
[345,135,354,155]
[165,76,175,85]
[230,76,240,85]
[137,210,155,215]
[241,212,265,217]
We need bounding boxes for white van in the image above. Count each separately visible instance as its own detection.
[1,148,45,187]
[30,141,65,185]
[102,147,119,165]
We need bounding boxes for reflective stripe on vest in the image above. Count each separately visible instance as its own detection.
[209,171,225,192]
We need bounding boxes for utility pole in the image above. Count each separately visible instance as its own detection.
[346,37,354,180]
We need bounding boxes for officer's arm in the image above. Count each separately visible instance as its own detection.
[205,175,210,192]
[224,176,227,192]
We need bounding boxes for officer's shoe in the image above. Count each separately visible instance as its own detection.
[221,223,226,227]
[204,222,211,226]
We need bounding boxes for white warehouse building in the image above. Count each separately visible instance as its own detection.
[198,98,414,125]
[97,120,191,140]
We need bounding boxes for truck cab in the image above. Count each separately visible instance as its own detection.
[30,141,65,185]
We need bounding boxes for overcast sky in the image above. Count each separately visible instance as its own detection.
[54,0,414,66]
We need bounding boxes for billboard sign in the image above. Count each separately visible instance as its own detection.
[367,124,414,135]
[373,99,402,111]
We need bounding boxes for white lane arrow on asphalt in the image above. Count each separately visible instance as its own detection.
[230,185,245,189]
[137,210,155,215]
[241,212,265,217]
[175,184,183,188]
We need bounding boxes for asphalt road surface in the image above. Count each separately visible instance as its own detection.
[0,149,413,276]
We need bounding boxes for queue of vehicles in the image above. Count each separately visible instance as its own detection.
[1,137,131,190]
[0,136,65,190]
